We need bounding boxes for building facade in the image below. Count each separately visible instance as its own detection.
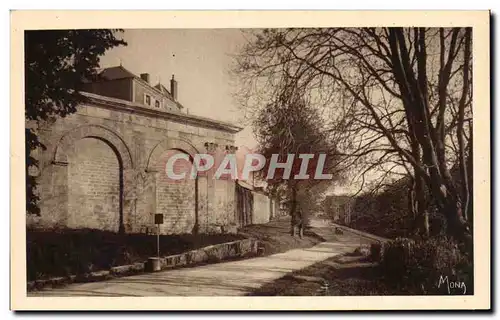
[235,180,281,226]
[28,66,243,235]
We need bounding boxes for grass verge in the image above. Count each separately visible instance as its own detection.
[27,229,245,281]
[237,217,326,256]
[249,253,471,296]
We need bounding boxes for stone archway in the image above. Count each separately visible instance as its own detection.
[146,138,200,234]
[50,125,133,233]
[146,138,198,171]
[54,125,133,169]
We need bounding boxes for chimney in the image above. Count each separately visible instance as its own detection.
[140,73,150,84]
[170,74,178,101]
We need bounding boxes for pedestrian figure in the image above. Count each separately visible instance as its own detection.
[290,200,304,239]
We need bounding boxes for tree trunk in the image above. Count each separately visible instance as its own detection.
[466,133,473,229]
[458,28,472,223]
[290,185,298,236]
[430,180,472,246]
[410,178,430,238]
[415,175,430,238]
[387,27,470,242]
[442,197,472,252]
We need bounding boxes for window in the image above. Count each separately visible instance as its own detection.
[144,94,151,106]
[155,100,160,108]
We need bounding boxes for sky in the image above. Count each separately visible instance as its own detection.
[99,29,257,149]
[99,29,354,195]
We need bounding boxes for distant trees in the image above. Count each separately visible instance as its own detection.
[234,28,472,243]
[25,29,127,215]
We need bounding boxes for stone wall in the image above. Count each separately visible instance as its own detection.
[67,137,121,231]
[234,181,281,227]
[252,192,272,225]
[235,182,253,226]
[155,150,197,234]
[29,94,241,234]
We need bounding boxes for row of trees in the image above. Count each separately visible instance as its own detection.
[234,27,473,243]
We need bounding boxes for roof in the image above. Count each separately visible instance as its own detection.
[236,180,271,196]
[154,83,175,101]
[236,180,254,191]
[81,91,244,134]
[96,66,184,109]
[98,66,136,81]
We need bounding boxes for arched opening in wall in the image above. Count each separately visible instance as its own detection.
[155,148,198,234]
[67,137,124,232]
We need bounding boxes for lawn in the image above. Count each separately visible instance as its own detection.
[27,228,245,281]
[237,216,326,256]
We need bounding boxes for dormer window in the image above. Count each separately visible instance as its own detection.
[144,94,151,106]
[155,100,160,108]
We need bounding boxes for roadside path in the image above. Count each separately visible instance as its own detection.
[29,219,373,297]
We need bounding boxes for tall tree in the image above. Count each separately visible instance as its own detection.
[250,74,340,232]
[25,29,127,215]
[235,28,472,242]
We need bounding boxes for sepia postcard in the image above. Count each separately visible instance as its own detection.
[10,10,491,311]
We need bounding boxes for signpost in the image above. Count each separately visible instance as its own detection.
[147,213,164,272]
[154,213,164,259]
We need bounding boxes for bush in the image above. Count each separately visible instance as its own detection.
[369,242,384,262]
[380,237,472,294]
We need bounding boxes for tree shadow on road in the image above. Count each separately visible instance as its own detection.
[247,255,394,296]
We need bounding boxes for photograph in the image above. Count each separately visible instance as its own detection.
[10,10,491,311]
